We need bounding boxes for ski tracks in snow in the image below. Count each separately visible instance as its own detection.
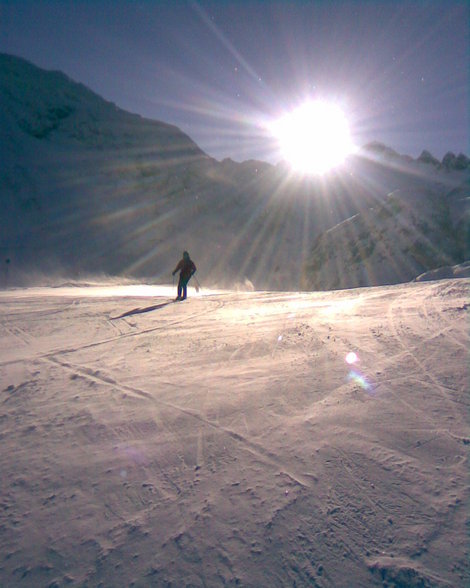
[44,354,314,491]
[1,282,469,587]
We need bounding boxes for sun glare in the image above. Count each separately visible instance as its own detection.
[269,100,355,175]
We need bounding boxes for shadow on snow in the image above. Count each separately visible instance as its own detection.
[110,300,175,320]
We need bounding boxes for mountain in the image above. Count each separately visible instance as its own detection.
[301,184,469,291]
[1,53,468,289]
[0,53,212,281]
[301,143,469,290]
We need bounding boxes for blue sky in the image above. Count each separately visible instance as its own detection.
[0,0,468,162]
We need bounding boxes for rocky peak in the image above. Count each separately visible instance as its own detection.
[442,152,470,170]
[417,150,440,166]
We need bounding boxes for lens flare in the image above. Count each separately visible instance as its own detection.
[348,370,374,394]
[345,351,359,365]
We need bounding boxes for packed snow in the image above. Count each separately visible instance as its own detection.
[0,279,468,587]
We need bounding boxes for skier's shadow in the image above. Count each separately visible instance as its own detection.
[111,300,174,320]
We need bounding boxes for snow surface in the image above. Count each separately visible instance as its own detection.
[0,280,468,587]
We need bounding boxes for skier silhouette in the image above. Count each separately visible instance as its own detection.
[172,251,197,300]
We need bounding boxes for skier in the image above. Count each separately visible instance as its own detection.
[172,251,197,301]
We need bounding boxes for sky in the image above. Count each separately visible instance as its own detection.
[0,0,468,164]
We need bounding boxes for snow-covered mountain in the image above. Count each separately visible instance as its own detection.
[301,182,469,291]
[1,53,468,289]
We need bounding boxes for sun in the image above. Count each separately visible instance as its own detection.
[269,100,355,175]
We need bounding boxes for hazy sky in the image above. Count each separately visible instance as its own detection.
[0,0,468,163]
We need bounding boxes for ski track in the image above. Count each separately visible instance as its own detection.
[43,355,313,491]
[3,325,34,346]
[426,282,468,351]
[377,289,469,447]
[1,281,468,587]
[386,291,465,408]
[0,297,225,368]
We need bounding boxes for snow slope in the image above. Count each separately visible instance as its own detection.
[1,280,468,587]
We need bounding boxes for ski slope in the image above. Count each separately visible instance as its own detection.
[0,280,468,587]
